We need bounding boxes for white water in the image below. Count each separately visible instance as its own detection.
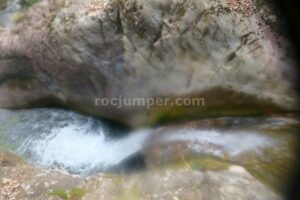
[164,129,274,157]
[24,126,149,175]
[0,108,283,176]
[0,108,150,175]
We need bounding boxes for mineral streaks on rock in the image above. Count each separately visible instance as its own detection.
[0,0,298,126]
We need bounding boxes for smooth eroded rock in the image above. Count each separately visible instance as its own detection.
[0,0,298,127]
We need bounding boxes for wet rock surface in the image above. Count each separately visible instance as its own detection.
[0,108,298,199]
[0,152,282,200]
[141,116,299,193]
[0,0,298,127]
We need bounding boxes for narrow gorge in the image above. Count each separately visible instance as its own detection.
[0,0,299,199]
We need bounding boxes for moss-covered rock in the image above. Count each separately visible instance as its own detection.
[48,189,68,200]
[69,188,86,200]
[20,0,38,8]
[169,156,231,171]
[148,87,288,127]
[243,123,300,194]
[48,188,86,200]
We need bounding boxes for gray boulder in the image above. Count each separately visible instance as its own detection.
[0,0,298,127]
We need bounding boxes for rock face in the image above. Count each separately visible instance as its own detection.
[0,0,298,126]
[0,152,282,200]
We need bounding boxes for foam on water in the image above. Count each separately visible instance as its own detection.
[163,129,275,156]
[0,108,150,175]
[16,124,149,175]
[0,108,283,176]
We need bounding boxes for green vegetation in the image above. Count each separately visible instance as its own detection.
[69,188,86,200]
[20,0,38,8]
[190,158,231,171]
[48,188,86,200]
[48,189,68,200]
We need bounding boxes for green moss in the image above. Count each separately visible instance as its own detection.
[191,157,231,171]
[20,0,38,8]
[227,123,300,194]
[117,186,140,200]
[244,128,298,194]
[48,189,68,200]
[148,87,287,127]
[167,156,231,171]
[69,188,86,200]
[48,188,86,200]
[245,149,294,194]
[177,4,186,17]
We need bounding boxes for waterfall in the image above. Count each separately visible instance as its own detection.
[0,108,287,176]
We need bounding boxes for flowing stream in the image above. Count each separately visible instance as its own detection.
[0,108,296,176]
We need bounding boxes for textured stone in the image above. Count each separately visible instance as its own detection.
[0,0,298,127]
[0,152,282,200]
